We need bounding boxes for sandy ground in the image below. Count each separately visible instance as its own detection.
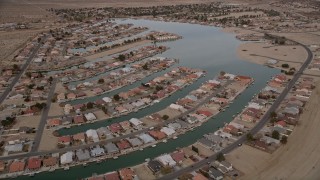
[193,142,215,157]
[237,42,307,70]
[38,129,58,151]
[228,79,320,180]
[273,32,320,46]
[48,102,63,117]
[13,115,41,129]
[210,11,265,20]
[133,163,157,180]
[85,40,151,61]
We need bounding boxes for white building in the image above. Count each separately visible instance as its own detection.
[60,151,74,165]
[84,112,97,121]
[160,127,175,136]
[86,129,99,142]
[156,154,177,167]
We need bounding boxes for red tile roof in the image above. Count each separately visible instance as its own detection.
[74,115,85,124]
[119,168,135,180]
[116,139,131,150]
[58,135,72,144]
[9,161,25,173]
[43,157,57,167]
[148,130,167,140]
[170,151,185,163]
[27,157,42,170]
[197,110,212,117]
[104,171,120,180]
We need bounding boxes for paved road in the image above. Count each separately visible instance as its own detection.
[31,79,58,152]
[0,79,231,161]
[0,36,46,104]
[158,38,313,180]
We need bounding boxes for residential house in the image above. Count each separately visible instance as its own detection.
[76,149,91,162]
[86,129,99,143]
[148,160,163,174]
[90,145,105,157]
[119,168,136,180]
[43,157,57,167]
[58,136,72,146]
[104,171,120,180]
[9,161,25,173]
[72,133,86,143]
[116,139,131,151]
[104,142,119,154]
[60,151,74,165]
[27,157,42,171]
[156,154,177,167]
[149,130,167,140]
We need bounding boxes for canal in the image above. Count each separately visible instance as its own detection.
[16,19,279,179]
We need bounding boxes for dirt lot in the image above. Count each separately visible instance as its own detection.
[228,78,320,180]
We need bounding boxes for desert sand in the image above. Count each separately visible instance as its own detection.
[228,77,320,180]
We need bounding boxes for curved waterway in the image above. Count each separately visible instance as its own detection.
[16,19,279,180]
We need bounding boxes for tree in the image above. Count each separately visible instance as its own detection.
[142,63,149,70]
[13,64,20,70]
[280,136,287,144]
[281,64,289,68]
[117,54,126,61]
[270,111,277,118]
[216,153,225,162]
[272,130,280,140]
[162,114,169,120]
[98,78,105,84]
[161,166,173,174]
[156,85,163,91]
[86,102,94,109]
[191,145,199,153]
[220,71,226,76]
[113,94,120,101]
[246,133,254,141]
[48,76,53,82]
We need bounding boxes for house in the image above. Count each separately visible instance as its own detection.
[261,136,280,145]
[119,121,131,130]
[275,74,286,83]
[76,149,91,161]
[93,87,103,94]
[157,154,177,167]
[27,157,42,171]
[60,151,74,165]
[67,93,76,100]
[109,123,123,133]
[129,118,143,127]
[86,129,99,142]
[160,127,175,136]
[58,136,72,146]
[0,161,5,172]
[219,161,233,171]
[104,143,119,154]
[116,139,131,151]
[9,161,25,173]
[102,97,112,103]
[43,157,57,167]
[90,145,105,157]
[138,133,155,144]
[169,104,185,112]
[57,93,66,102]
[64,104,73,114]
[126,138,143,147]
[170,151,185,164]
[104,171,120,180]
[96,127,112,139]
[254,140,268,151]
[72,133,86,143]
[5,143,23,153]
[198,138,215,149]
[148,160,163,174]
[119,168,135,180]
[197,110,213,117]
[209,168,223,180]
[149,130,167,140]
[84,113,96,121]
[74,115,85,124]
[47,118,62,128]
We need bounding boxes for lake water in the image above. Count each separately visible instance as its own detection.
[16,19,279,180]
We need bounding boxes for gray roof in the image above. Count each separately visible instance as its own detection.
[138,133,155,144]
[5,144,23,152]
[76,149,90,161]
[104,142,119,153]
[148,160,163,173]
[96,127,112,136]
[204,133,222,143]
[209,168,223,178]
[127,137,143,147]
[176,120,189,128]
[90,145,105,157]
[198,138,215,148]
[167,122,182,130]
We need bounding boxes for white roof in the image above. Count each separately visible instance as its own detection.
[129,118,143,126]
[86,129,99,142]
[138,133,155,144]
[160,127,175,136]
[169,103,183,110]
[156,154,177,167]
[248,102,263,110]
[60,151,74,165]
[85,113,96,121]
[102,97,112,103]
[224,73,236,80]
[209,79,221,84]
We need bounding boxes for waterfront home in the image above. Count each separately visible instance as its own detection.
[84,113,97,121]
[60,151,74,165]
[27,157,42,171]
[167,122,182,131]
[127,137,143,147]
[169,104,185,112]
[170,151,185,164]
[86,129,99,143]
[119,168,136,180]
[72,133,86,144]
[148,160,163,174]
[67,93,77,100]
[74,115,85,124]
[57,93,66,102]
[115,106,128,114]
[93,88,103,95]
[90,145,105,157]
[116,139,131,151]
[58,136,72,146]
[254,140,268,151]
[214,130,232,139]
[235,75,252,85]
[156,154,177,167]
[149,130,167,140]
[283,106,299,116]
[129,118,143,127]
[96,127,112,139]
[160,127,175,136]
[43,157,57,167]
[104,171,120,180]
[274,74,287,83]
[9,161,25,173]
[47,118,62,128]
[223,125,241,136]
[197,110,213,117]
[219,161,233,171]
[102,97,112,103]
[119,121,131,131]
[109,123,123,134]
[76,149,91,161]
[104,142,119,154]
[198,138,216,149]
[137,133,155,144]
